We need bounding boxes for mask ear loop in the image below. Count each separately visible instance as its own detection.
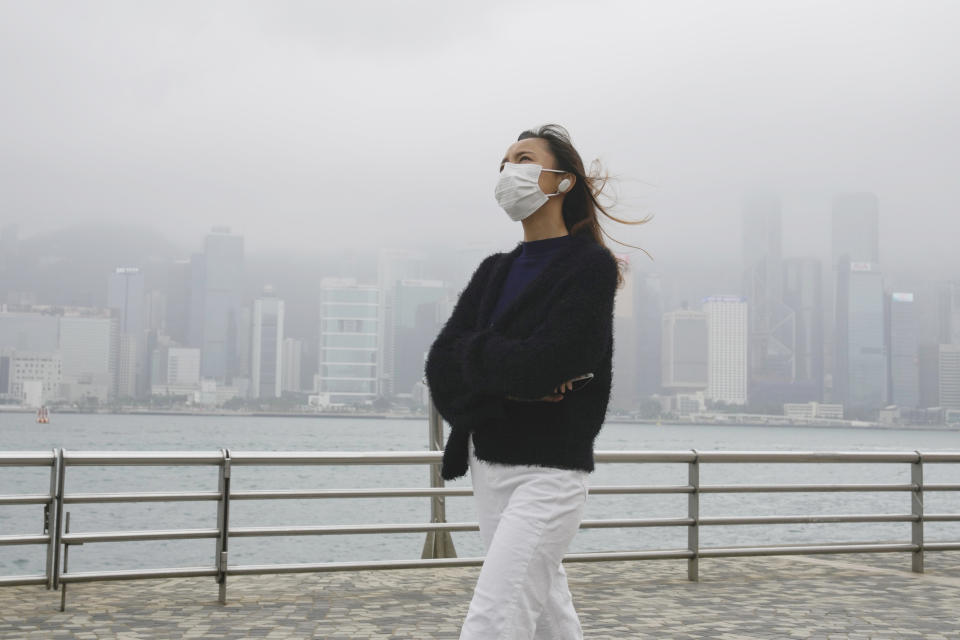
[541,168,571,197]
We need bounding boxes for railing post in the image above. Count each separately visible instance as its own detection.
[911,450,924,573]
[51,448,65,591]
[45,447,60,590]
[215,447,232,603]
[688,449,699,582]
[421,397,457,559]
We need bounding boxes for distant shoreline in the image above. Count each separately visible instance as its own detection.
[1,405,957,431]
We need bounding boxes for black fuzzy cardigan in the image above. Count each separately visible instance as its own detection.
[424,232,619,480]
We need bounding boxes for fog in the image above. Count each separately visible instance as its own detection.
[2,0,959,276]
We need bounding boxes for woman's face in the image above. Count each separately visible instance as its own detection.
[500,137,567,196]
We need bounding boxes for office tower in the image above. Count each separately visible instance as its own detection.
[783,257,824,401]
[940,345,960,410]
[58,315,116,402]
[886,292,920,408]
[609,253,638,412]
[703,296,748,406]
[938,281,960,345]
[318,278,379,405]
[251,289,284,399]
[377,248,426,398]
[107,267,147,397]
[165,259,192,346]
[392,278,446,399]
[661,309,708,392]
[827,193,880,399]
[635,271,664,397]
[835,261,887,413]
[196,228,244,381]
[917,344,940,409]
[281,338,303,393]
[741,193,796,403]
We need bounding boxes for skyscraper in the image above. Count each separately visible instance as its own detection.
[834,261,887,413]
[828,192,880,400]
[661,309,708,392]
[610,252,638,412]
[251,288,284,399]
[318,278,379,406]
[392,278,446,399]
[107,267,146,397]
[634,271,664,398]
[782,257,824,401]
[939,345,960,410]
[938,281,960,346]
[887,292,920,408]
[197,228,244,381]
[703,296,748,406]
[281,338,303,393]
[741,193,796,402]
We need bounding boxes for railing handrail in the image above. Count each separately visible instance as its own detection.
[4,448,960,465]
[1,434,959,609]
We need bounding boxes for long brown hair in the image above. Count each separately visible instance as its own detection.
[517,124,653,288]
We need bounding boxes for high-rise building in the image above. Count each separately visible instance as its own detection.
[783,257,823,400]
[938,281,960,346]
[827,192,880,400]
[835,261,887,412]
[661,309,708,392]
[281,338,303,393]
[703,296,748,406]
[318,278,379,406]
[251,289,284,399]
[634,271,664,397]
[391,278,446,399]
[886,292,920,408]
[377,248,427,398]
[610,253,638,412]
[940,344,960,410]
[741,193,796,404]
[918,343,941,409]
[107,267,147,397]
[197,228,244,382]
[165,259,193,346]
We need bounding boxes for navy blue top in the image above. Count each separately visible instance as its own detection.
[489,233,576,324]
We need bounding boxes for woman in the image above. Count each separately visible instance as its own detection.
[424,124,649,639]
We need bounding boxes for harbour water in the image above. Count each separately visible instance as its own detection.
[1,413,958,578]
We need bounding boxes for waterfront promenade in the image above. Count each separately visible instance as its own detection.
[2,551,957,639]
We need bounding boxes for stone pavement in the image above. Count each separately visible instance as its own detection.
[1,551,958,639]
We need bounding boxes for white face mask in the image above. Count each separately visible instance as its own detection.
[494,162,570,222]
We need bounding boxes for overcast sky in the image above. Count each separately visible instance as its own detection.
[2,0,958,276]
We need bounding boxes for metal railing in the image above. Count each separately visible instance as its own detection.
[1,401,959,611]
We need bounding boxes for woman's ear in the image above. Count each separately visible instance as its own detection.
[559,173,576,193]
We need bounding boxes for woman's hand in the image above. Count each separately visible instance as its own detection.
[505,376,582,402]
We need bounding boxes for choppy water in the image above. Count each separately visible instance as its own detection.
[1,412,958,578]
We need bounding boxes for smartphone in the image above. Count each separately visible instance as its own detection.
[566,372,594,392]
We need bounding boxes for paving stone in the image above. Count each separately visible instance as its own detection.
[0,551,957,637]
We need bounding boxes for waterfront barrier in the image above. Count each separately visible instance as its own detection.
[1,401,959,611]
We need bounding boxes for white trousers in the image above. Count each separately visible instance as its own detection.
[459,434,589,640]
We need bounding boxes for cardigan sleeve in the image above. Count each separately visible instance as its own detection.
[458,248,619,400]
[424,253,500,425]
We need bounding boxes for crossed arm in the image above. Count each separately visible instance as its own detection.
[424,248,619,423]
